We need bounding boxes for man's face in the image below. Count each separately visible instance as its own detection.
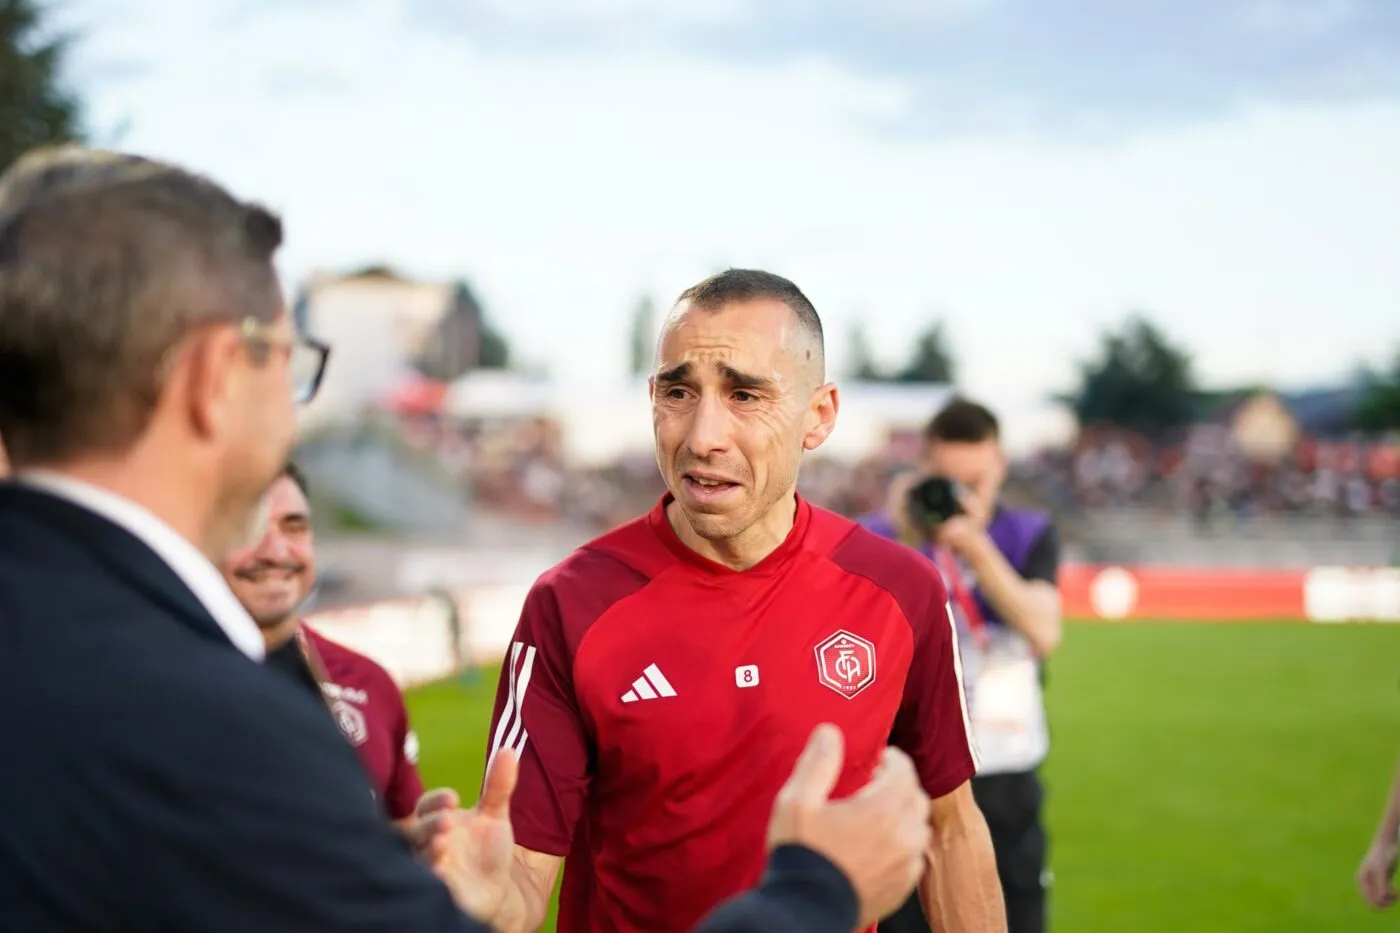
[207,302,301,554]
[221,475,316,628]
[650,298,838,541]
[919,438,1005,526]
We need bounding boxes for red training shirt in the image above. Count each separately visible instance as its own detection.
[486,494,979,933]
[298,625,425,821]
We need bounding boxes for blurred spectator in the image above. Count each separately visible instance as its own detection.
[363,399,1400,532]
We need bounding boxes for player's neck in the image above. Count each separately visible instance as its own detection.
[261,616,301,652]
[671,492,798,571]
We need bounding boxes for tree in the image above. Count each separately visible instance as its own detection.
[1070,313,1196,436]
[893,321,956,384]
[628,295,656,376]
[1357,348,1400,433]
[417,281,482,381]
[0,0,85,171]
[847,322,885,380]
[476,317,511,369]
[415,279,511,378]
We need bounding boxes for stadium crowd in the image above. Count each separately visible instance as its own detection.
[1018,430,1400,520]
[392,410,1400,533]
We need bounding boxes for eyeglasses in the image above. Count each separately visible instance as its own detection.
[240,318,331,405]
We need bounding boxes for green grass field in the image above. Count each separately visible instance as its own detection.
[407,621,1400,932]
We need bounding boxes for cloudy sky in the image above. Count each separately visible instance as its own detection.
[50,0,1400,409]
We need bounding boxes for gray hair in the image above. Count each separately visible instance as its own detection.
[0,145,284,465]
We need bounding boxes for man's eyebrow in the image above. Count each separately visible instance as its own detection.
[719,364,776,391]
[654,362,692,384]
[654,361,776,391]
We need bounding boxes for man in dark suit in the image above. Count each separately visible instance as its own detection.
[0,145,932,932]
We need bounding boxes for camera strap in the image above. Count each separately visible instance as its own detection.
[928,546,988,650]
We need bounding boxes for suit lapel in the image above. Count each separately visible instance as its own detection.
[0,486,236,650]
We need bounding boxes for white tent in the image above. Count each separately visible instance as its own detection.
[444,371,557,420]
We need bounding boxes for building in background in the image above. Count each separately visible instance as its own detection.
[297,266,482,429]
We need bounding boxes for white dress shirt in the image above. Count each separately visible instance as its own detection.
[18,471,266,661]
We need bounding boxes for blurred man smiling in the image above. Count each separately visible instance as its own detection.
[221,462,427,830]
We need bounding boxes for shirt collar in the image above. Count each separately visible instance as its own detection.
[17,471,266,661]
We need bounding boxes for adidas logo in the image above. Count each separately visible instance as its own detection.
[621,664,677,703]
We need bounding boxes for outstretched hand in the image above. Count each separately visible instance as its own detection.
[430,750,520,922]
[768,724,932,927]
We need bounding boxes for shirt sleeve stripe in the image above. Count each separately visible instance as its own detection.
[502,645,537,755]
[488,642,537,766]
[945,600,981,773]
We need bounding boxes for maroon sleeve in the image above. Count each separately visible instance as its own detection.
[889,594,978,799]
[484,577,590,856]
[382,684,425,821]
[831,530,978,800]
[484,548,652,855]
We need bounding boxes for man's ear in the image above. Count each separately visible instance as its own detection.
[181,328,241,442]
[802,383,840,452]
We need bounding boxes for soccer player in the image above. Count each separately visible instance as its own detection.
[220,461,425,828]
[477,269,1006,933]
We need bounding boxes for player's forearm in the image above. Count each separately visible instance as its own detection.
[920,808,1007,933]
[1374,749,1400,844]
[962,537,1061,656]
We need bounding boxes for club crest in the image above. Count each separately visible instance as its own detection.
[814,629,877,699]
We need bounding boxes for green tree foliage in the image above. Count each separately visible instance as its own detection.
[1357,348,1400,432]
[415,279,510,378]
[847,322,884,380]
[0,0,85,171]
[628,296,655,376]
[476,318,511,370]
[1071,313,1197,435]
[849,320,957,384]
[892,321,957,384]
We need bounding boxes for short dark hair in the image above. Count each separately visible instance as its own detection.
[281,461,309,498]
[0,146,284,465]
[676,268,824,352]
[925,397,1000,444]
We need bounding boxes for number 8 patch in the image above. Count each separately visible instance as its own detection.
[734,664,760,688]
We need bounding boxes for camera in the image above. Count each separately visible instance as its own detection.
[906,475,965,531]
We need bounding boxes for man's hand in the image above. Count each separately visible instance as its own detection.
[431,750,519,922]
[768,724,932,928]
[933,515,991,561]
[1358,836,1399,909]
[405,787,461,864]
[884,470,923,542]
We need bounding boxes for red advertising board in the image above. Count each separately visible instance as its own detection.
[1061,563,1400,622]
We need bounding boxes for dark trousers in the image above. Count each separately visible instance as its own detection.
[877,769,1048,933]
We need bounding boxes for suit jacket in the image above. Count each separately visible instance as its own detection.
[0,485,860,933]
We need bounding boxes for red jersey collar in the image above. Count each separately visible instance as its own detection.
[647,492,813,577]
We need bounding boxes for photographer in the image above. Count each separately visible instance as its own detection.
[869,398,1062,933]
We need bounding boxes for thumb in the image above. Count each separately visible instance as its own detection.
[478,748,519,820]
[780,723,845,806]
